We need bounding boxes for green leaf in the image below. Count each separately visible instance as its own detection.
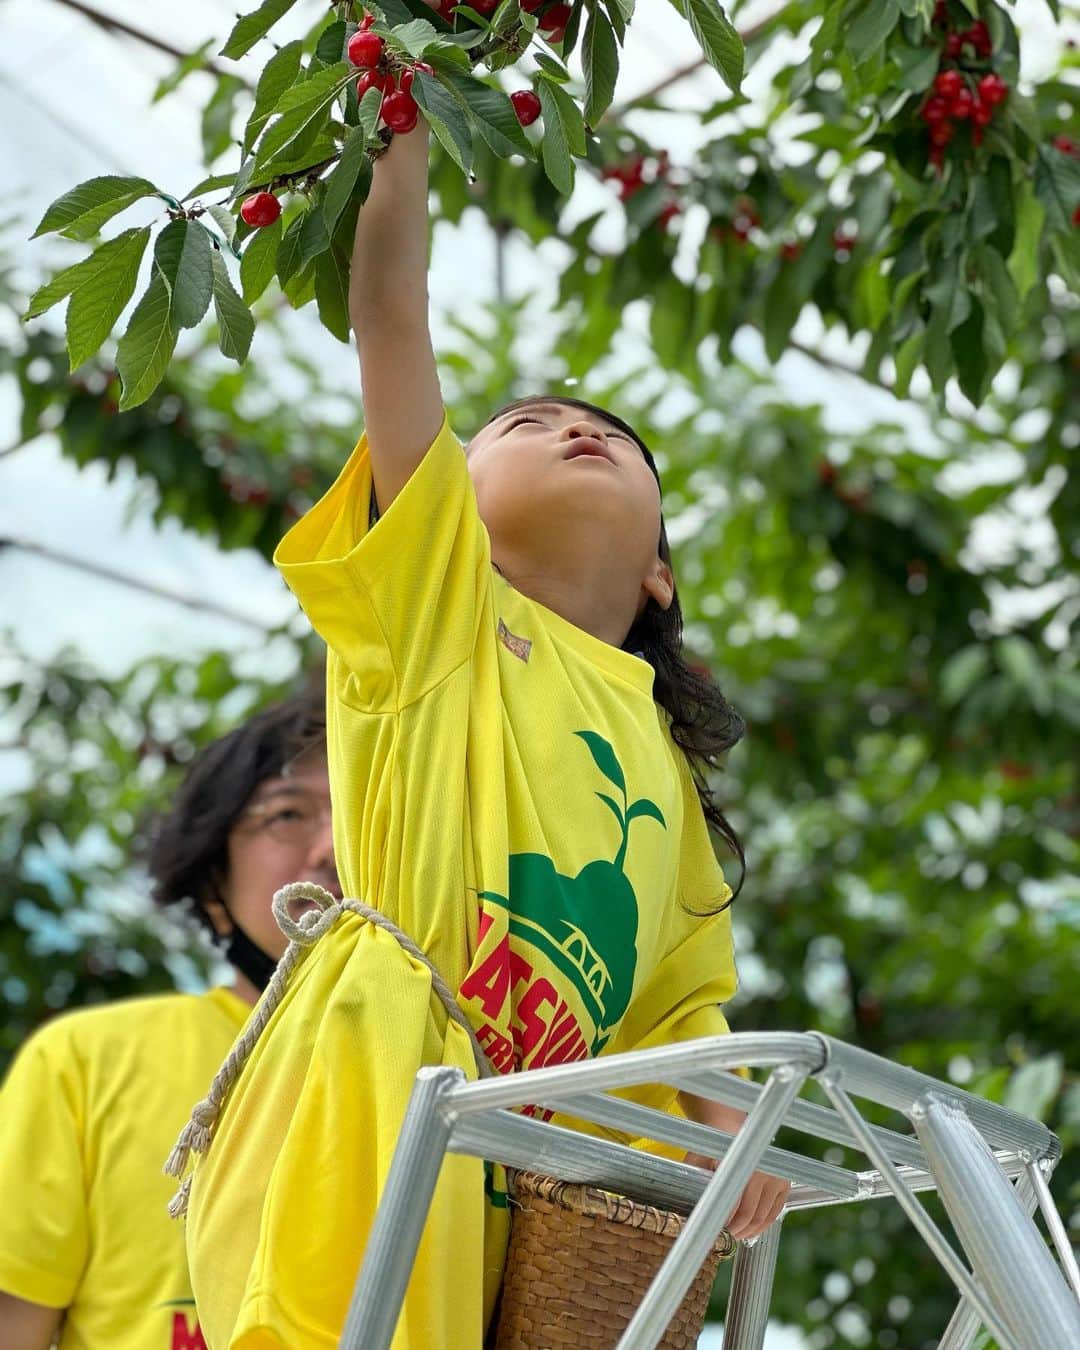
[253,63,351,172]
[626,798,666,828]
[1003,1055,1063,1123]
[211,250,255,362]
[442,72,532,158]
[892,329,923,398]
[243,40,304,154]
[182,172,237,201]
[115,267,177,410]
[315,245,352,342]
[940,645,990,705]
[24,226,146,321]
[533,52,571,83]
[297,202,331,265]
[240,216,283,304]
[950,300,987,405]
[573,730,626,794]
[153,219,214,330]
[846,0,900,65]
[583,5,619,127]
[322,127,372,235]
[32,175,159,242]
[153,40,215,104]
[664,0,743,94]
[358,85,384,138]
[62,228,151,370]
[276,212,307,286]
[1034,147,1080,235]
[388,17,440,58]
[996,635,1052,714]
[536,79,584,195]
[221,0,302,60]
[412,72,474,175]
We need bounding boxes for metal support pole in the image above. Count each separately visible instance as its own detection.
[617,1065,807,1350]
[722,1221,784,1350]
[937,1171,1041,1350]
[1027,1160,1080,1303]
[912,1095,1080,1350]
[822,1080,1020,1350]
[340,1067,465,1350]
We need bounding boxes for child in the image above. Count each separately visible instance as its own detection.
[183,121,788,1349]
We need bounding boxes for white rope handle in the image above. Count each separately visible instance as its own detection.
[164,881,494,1217]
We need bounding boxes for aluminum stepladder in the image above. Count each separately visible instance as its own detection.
[341,1031,1080,1350]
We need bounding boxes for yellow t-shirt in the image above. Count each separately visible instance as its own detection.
[185,414,738,1348]
[0,988,248,1350]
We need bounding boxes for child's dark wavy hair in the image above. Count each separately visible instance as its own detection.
[484,395,745,905]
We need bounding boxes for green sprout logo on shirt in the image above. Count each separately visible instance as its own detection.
[483,731,666,1049]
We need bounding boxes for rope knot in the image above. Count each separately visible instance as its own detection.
[272,882,343,945]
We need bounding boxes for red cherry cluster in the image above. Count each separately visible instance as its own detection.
[348,12,433,135]
[601,151,681,229]
[922,7,1009,171]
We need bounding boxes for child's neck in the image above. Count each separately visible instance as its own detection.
[492,551,636,648]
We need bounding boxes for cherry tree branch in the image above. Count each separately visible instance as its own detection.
[2,537,274,634]
[47,0,249,87]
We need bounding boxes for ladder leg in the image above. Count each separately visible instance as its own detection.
[340,1067,462,1350]
[722,1220,783,1350]
[617,1065,806,1350]
[912,1094,1080,1350]
[937,1169,1040,1350]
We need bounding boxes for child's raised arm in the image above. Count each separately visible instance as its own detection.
[348,121,444,513]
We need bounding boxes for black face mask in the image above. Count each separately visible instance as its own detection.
[224,922,278,993]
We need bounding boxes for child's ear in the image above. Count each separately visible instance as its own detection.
[642,559,674,612]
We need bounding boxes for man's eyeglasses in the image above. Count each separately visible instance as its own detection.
[238,795,331,847]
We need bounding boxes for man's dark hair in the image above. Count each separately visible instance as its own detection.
[143,687,326,934]
[483,395,745,906]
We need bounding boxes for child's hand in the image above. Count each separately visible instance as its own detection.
[679,1096,791,1240]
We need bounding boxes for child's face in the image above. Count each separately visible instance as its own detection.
[466,401,668,610]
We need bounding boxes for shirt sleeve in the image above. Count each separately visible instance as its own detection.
[274,412,491,712]
[0,1023,89,1307]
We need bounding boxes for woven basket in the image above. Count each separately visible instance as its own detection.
[492,1170,736,1349]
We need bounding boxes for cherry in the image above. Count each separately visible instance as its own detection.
[357,69,393,98]
[921,95,950,125]
[932,0,948,27]
[1073,205,1080,228]
[977,73,1008,106]
[832,227,856,254]
[398,61,434,94]
[240,192,281,228]
[935,69,963,100]
[511,89,542,126]
[945,32,963,59]
[538,2,571,41]
[359,10,375,28]
[1053,134,1079,158]
[971,96,992,127]
[348,30,384,67]
[780,240,803,261]
[520,0,544,8]
[472,0,499,13]
[968,20,991,57]
[382,88,419,133]
[657,199,681,231]
[950,87,974,120]
[929,120,955,146]
[436,0,456,17]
